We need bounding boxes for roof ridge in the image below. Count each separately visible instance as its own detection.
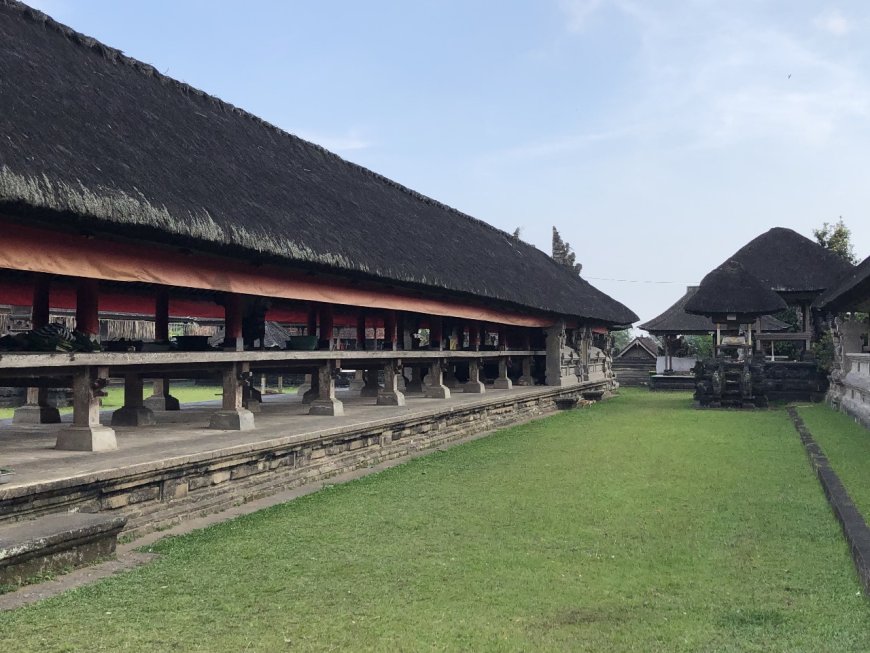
[2,0,540,257]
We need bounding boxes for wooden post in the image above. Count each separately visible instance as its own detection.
[111,373,156,426]
[356,314,367,351]
[309,361,344,415]
[223,293,244,351]
[56,366,117,451]
[155,290,170,342]
[383,311,397,351]
[209,362,255,430]
[429,316,443,350]
[377,359,406,406]
[307,305,318,337]
[14,275,61,424]
[464,358,485,393]
[318,305,334,350]
[498,325,508,351]
[75,278,100,337]
[469,323,480,351]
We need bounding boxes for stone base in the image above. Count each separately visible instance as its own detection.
[301,387,318,404]
[309,398,345,416]
[516,377,534,386]
[348,379,365,392]
[405,381,424,394]
[360,385,380,397]
[296,383,312,396]
[377,390,406,406]
[209,409,255,431]
[12,404,61,425]
[424,385,451,399]
[110,405,157,427]
[245,399,262,414]
[493,378,513,390]
[463,381,485,394]
[55,426,118,452]
[143,395,180,411]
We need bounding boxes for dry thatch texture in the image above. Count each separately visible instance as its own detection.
[685,260,787,318]
[725,227,853,295]
[642,286,791,335]
[0,1,637,326]
[815,254,870,312]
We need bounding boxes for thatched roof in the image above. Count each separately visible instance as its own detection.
[815,254,870,313]
[685,261,787,318]
[725,227,853,296]
[642,286,790,335]
[0,1,636,326]
[616,336,658,359]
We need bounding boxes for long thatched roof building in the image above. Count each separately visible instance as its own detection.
[0,0,635,328]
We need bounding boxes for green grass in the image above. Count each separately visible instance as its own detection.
[0,384,297,420]
[797,403,870,523]
[1,390,867,652]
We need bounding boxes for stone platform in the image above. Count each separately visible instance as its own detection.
[0,383,600,540]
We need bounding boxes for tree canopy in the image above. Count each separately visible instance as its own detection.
[813,218,857,264]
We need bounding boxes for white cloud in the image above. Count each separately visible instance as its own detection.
[815,9,852,36]
[558,0,604,32]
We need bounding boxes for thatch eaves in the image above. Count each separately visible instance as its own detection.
[815,254,870,313]
[0,1,637,326]
[726,227,853,296]
[685,260,787,318]
[642,286,790,335]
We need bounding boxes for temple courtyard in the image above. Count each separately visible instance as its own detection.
[2,390,869,652]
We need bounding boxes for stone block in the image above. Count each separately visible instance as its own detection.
[163,479,189,501]
[309,398,344,416]
[111,405,157,427]
[56,426,117,452]
[102,493,130,510]
[12,404,61,425]
[209,409,255,431]
[128,485,161,505]
[211,470,232,485]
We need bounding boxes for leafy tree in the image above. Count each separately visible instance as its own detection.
[611,329,632,352]
[813,218,857,264]
[682,334,713,358]
[552,227,582,275]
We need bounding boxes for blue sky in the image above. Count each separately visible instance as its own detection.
[28,0,870,325]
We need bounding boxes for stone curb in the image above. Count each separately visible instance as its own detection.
[787,407,870,594]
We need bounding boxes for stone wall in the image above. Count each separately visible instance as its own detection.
[0,384,604,540]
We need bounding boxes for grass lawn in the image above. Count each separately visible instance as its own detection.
[797,403,870,524]
[1,390,867,652]
[0,384,297,420]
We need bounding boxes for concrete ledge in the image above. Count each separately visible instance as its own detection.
[0,513,126,586]
[788,407,870,594]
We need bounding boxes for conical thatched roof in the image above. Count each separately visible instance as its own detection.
[726,227,853,296]
[0,1,637,326]
[642,286,790,335]
[685,261,787,318]
[816,254,870,312]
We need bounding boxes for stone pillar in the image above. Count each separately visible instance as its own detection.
[405,366,424,393]
[301,371,319,404]
[443,363,460,389]
[144,378,180,411]
[222,293,244,351]
[209,362,255,430]
[15,275,61,424]
[297,373,313,398]
[377,360,406,406]
[545,320,568,386]
[348,369,365,392]
[111,373,156,426]
[318,305,334,350]
[309,361,344,416]
[424,361,450,399]
[464,358,485,393]
[517,357,534,386]
[360,368,380,397]
[56,367,117,451]
[493,358,513,390]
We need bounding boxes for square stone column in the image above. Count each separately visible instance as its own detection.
[516,357,535,386]
[424,361,451,399]
[443,364,460,389]
[310,361,344,416]
[463,358,485,393]
[360,368,381,397]
[56,367,117,451]
[493,358,513,390]
[111,373,157,426]
[297,373,313,398]
[377,360,406,406]
[209,362,255,430]
[13,387,61,424]
[301,372,319,404]
[348,369,365,392]
[144,378,180,411]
